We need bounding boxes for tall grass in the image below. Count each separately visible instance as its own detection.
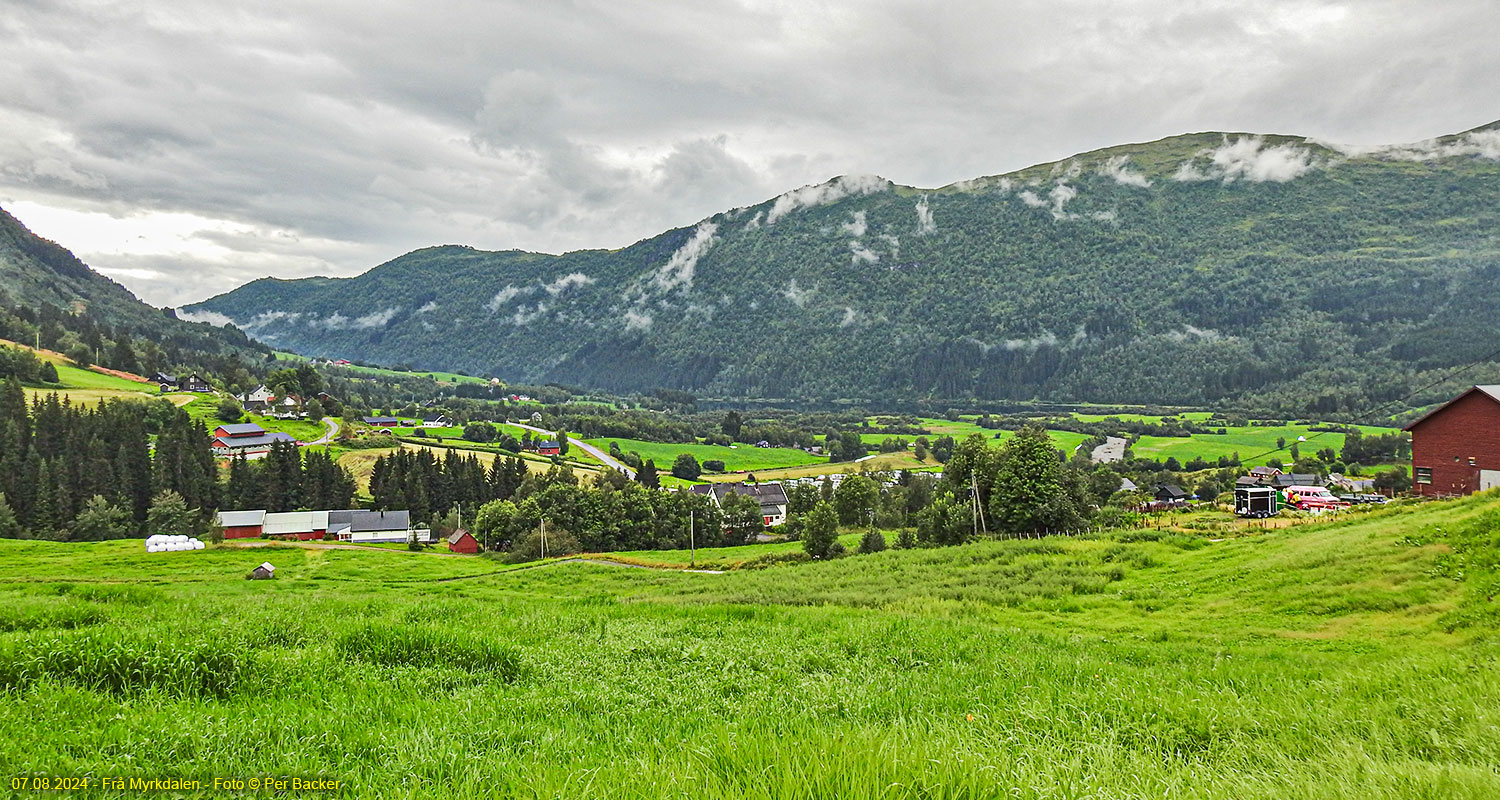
[0,495,1496,797]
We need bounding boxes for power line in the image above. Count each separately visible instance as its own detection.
[1235,343,1500,465]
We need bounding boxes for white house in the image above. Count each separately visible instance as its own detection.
[688,482,790,527]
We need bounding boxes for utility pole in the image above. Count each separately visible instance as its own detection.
[971,473,988,535]
[541,518,547,560]
[689,509,696,568]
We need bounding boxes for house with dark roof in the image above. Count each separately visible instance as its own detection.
[1153,484,1189,504]
[153,372,179,391]
[1406,385,1500,496]
[328,509,430,543]
[362,416,408,427]
[421,414,452,428]
[180,373,211,393]
[689,482,790,526]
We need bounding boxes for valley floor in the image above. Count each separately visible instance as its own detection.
[0,495,1497,798]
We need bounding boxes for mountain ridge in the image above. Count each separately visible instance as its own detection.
[0,206,266,369]
[187,122,1500,413]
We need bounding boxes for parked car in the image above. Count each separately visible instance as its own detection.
[1285,485,1350,511]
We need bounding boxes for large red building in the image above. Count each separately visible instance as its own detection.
[1405,385,1500,497]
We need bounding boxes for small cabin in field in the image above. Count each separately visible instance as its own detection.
[446,529,479,554]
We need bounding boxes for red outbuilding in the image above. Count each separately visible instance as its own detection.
[446,529,479,554]
[1405,385,1500,497]
[217,510,266,538]
[537,441,561,456]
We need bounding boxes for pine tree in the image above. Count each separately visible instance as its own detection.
[0,492,22,539]
[31,458,58,535]
[636,459,659,489]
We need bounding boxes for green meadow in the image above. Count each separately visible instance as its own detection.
[1129,421,1400,467]
[585,436,825,473]
[1,493,1498,798]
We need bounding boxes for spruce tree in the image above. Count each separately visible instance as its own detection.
[0,493,22,539]
[636,459,659,488]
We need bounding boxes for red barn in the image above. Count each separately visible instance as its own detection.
[216,510,266,539]
[1405,385,1500,497]
[446,529,479,554]
[537,441,560,456]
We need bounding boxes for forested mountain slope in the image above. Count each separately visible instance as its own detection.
[189,122,1500,414]
[0,207,264,367]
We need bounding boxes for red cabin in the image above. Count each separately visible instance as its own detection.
[446,529,479,554]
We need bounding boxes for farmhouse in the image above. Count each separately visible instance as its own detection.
[271,394,304,419]
[328,509,432,543]
[1152,484,1189,505]
[216,508,425,542]
[180,373,212,393]
[211,423,296,457]
[421,414,451,428]
[153,372,179,391]
[689,482,790,527]
[1405,385,1500,496]
[237,384,275,410]
[446,529,479,554]
[537,440,561,456]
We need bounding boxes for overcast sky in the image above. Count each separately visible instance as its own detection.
[2,0,1497,306]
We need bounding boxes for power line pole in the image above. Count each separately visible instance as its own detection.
[541,518,547,560]
[689,509,696,568]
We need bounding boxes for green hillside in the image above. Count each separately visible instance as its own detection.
[190,122,1500,415]
[1,494,1498,797]
[0,206,266,372]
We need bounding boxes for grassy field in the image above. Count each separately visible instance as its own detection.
[181,396,326,441]
[912,417,1095,453]
[603,532,865,569]
[585,436,825,474]
[913,414,1400,468]
[273,350,487,385]
[1130,421,1400,467]
[0,493,1496,797]
[698,452,941,483]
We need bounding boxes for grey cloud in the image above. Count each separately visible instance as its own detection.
[0,0,1495,306]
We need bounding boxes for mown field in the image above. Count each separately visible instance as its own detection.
[0,493,1497,798]
[916,414,1401,468]
[1130,421,1399,467]
[585,436,824,474]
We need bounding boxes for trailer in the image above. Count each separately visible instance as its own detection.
[1234,486,1280,518]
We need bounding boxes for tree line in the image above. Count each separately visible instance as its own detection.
[0,379,357,541]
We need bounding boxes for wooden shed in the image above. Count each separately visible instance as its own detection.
[446,529,479,555]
